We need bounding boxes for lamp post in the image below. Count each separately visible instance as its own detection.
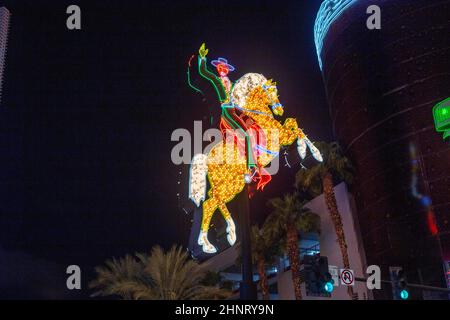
[238,185,257,300]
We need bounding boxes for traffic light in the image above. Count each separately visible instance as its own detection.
[390,267,409,300]
[397,270,409,300]
[303,255,334,297]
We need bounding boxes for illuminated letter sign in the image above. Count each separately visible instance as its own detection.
[433,98,450,141]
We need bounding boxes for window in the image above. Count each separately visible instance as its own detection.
[300,232,320,259]
[278,232,321,271]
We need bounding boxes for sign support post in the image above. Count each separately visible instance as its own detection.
[239,185,257,300]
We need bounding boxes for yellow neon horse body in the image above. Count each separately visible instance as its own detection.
[190,74,321,253]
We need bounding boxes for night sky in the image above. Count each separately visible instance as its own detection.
[0,0,332,298]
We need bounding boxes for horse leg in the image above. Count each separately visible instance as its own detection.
[292,122,323,162]
[218,203,236,246]
[198,195,219,253]
[199,141,245,251]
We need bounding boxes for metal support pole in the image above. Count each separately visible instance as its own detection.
[239,185,257,300]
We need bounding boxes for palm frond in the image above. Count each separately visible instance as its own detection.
[295,141,353,197]
[90,245,230,300]
[266,192,321,252]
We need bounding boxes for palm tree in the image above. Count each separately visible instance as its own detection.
[266,193,320,300]
[90,245,230,300]
[89,254,147,300]
[236,224,281,300]
[295,141,354,297]
[201,270,222,286]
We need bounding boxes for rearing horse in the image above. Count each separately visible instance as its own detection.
[189,73,322,253]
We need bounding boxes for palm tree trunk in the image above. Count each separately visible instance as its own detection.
[322,171,354,298]
[287,225,302,300]
[257,257,270,300]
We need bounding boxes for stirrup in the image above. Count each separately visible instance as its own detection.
[244,166,258,184]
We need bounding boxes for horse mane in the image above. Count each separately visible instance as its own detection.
[231,73,268,108]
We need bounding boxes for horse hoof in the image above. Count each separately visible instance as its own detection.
[198,232,217,253]
[225,219,236,246]
[227,233,236,246]
[203,244,217,254]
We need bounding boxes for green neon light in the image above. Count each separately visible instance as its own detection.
[198,57,228,103]
[222,107,256,167]
[432,98,450,141]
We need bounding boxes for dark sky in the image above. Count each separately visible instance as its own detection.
[0,0,331,298]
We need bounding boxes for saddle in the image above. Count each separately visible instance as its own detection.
[219,108,272,192]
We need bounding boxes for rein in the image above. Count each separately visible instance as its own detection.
[234,105,273,118]
[256,144,279,156]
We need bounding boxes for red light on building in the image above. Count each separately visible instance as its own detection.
[426,210,438,236]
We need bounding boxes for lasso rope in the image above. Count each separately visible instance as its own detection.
[187,55,204,95]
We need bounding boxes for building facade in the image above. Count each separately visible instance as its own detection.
[0,7,22,250]
[0,7,10,105]
[315,0,450,298]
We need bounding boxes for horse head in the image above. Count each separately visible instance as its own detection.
[231,73,283,118]
[262,79,284,116]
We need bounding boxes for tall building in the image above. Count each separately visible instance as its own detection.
[0,7,10,104]
[315,0,450,298]
[0,7,22,248]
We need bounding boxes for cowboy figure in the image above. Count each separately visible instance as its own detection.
[196,43,264,181]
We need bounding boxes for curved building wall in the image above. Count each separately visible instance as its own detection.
[318,0,450,298]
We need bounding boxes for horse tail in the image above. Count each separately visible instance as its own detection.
[189,154,208,207]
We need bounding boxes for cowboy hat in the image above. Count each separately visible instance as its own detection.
[211,57,235,72]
